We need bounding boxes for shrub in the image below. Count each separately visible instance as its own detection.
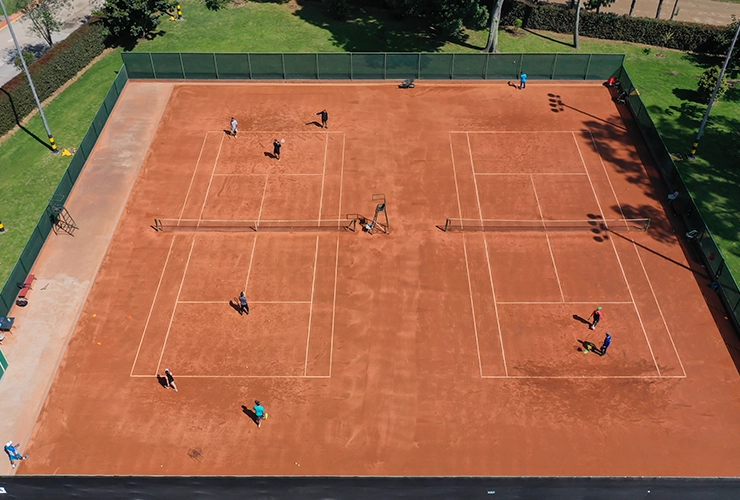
[204,0,229,11]
[13,51,36,70]
[323,0,349,20]
[697,66,729,103]
[0,17,107,138]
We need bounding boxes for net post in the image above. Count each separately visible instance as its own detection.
[644,218,651,231]
[444,218,451,232]
[154,219,161,231]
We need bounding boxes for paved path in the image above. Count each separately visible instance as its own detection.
[0,0,96,87]
[0,82,172,475]
[602,0,738,26]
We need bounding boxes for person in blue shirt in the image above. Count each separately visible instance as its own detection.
[600,332,612,356]
[4,441,29,468]
[519,73,527,90]
[239,291,250,316]
[253,400,266,428]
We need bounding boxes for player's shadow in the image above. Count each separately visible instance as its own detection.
[228,300,243,315]
[572,314,592,326]
[223,129,235,137]
[241,405,260,426]
[576,339,603,356]
[306,121,323,128]
[264,152,277,159]
[156,374,169,389]
[507,81,518,89]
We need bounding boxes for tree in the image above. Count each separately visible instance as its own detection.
[655,0,665,19]
[573,0,582,49]
[385,0,488,38]
[21,0,71,48]
[484,0,504,53]
[628,0,637,16]
[585,0,615,14]
[99,0,176,41]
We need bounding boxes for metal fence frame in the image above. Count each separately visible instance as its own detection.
[0,65,129,378]
[121,52,625,81]
[617,67,740,334]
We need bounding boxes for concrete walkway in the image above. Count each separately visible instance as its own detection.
[0,81,172,475]
[0,0,96,87]
[602,0,738,26]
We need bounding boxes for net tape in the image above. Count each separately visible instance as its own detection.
[443,218,651,233]
[154,218,357,233]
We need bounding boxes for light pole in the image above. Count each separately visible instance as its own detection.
[0,0,59,153]
[689,21,740,160]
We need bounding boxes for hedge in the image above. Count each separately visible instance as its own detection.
[500,0,733,55]
[0,17,107,138]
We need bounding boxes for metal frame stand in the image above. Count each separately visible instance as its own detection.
[363,194,389,235]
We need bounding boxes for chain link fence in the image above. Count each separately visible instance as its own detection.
[121,52,625,81]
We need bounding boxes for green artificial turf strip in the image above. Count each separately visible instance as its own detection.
[0,50,122,284]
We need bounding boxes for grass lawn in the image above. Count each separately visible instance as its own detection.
[0,50,122,285]
[1,0,739,289]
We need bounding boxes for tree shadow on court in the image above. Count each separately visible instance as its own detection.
[156,374,169,389]
[548,92,627,131]
[241,405,260,426]
[293,0,482,52]
[609,203,675,245]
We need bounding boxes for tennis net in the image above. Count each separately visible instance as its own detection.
[153,218,357,233]
[442,218,651,233]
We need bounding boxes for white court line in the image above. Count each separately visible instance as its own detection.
[338,134,345,218]
[462,237,484,378]
[467,133,508,377]
[256,175,269,224]
[130,236,177,376]
[588,131,686,377]
[155,237,196,375]
[177,300,311,304]
[474,172,586,176]
[244,235,258,293]
[448,133,464,220]
[572,131,661,376]
[212,173,323,176]
[205,129,344,134]
[498,301,633,305]
[328,238,340,377]
[303,236,320,376]
[318,133,329,223]
[481,374,686,379]
[196,135,226,225]
[530,174,565,302]
[451,130,588,134]
[134,374,331,379]
[178,132,211,222]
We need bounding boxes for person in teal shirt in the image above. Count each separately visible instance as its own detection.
[519,73,527,90]
[253,400,266,427]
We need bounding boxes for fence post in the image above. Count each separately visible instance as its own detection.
[350,53,353,80]
[417,53,421,79]
[214,53,219,80]
[551,53,558,80]
[584,54,592,80]
[247,53,252,79]
[483,53,490,79]
[281,53,286,79]
[149,53,157,79]
[516,54,523,79]
[450,53,455,80]
[178,53,185,79]
[383,53,387,80]
[316,53,320,79]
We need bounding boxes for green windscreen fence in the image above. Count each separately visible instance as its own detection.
[122,52,625,81]
[618,67,740,334]
[0,65,129,322]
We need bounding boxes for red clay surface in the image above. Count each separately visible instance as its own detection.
[21,81,740,476]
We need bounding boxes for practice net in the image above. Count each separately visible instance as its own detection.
[442,218,651,233]
[153,218,357,233]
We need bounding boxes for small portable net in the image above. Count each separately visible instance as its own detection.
[442,218,651,233]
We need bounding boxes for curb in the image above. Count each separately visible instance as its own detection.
[0,11,25,31]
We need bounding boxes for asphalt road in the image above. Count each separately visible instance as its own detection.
[0,0,96,87]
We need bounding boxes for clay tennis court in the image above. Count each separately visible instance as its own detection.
[19,81,740,476]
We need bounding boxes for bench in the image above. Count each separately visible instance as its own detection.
[16,274,35,306]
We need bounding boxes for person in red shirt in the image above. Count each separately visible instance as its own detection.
[588,307,603,330]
